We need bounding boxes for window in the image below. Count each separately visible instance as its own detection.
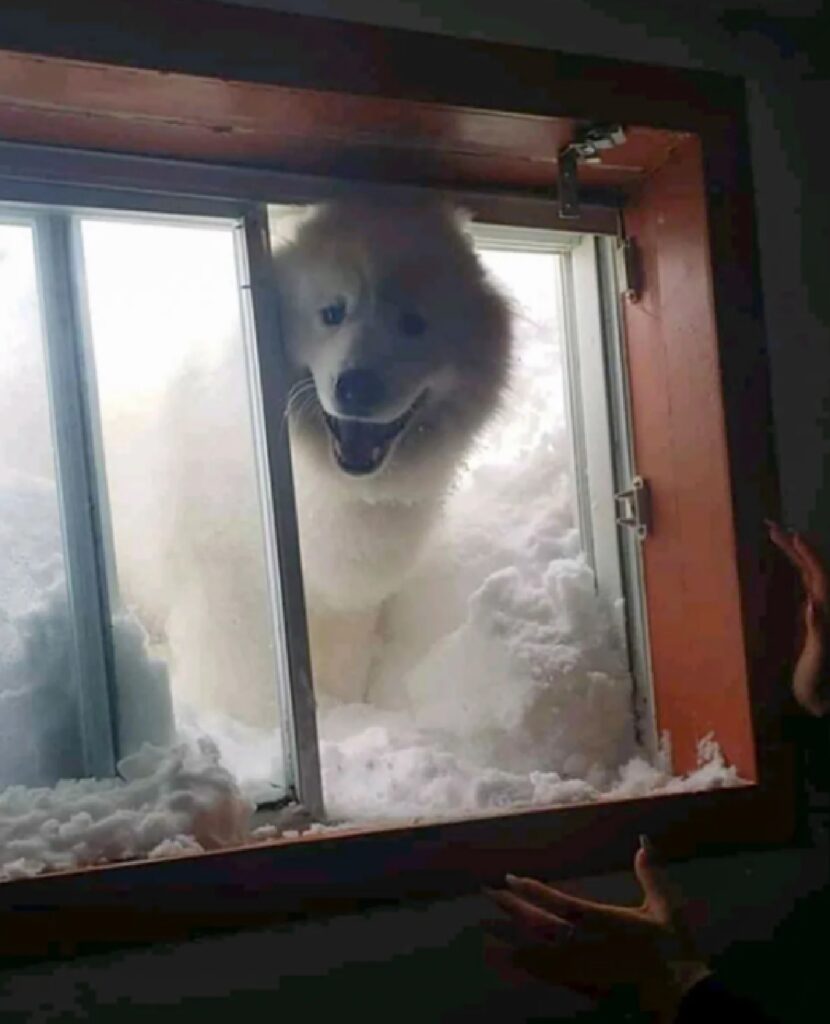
[0,2,791,960]
[0,183,752,863]
[1,199,655,830]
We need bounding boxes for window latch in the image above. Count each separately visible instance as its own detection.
[558,123,627,220]
[614,476,651,540]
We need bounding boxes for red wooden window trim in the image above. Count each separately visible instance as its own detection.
[0,49,688,197]
[0,0,745,132]
[622,135,757,779]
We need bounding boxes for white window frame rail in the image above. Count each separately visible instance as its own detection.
[30,209,118,779]
[238,208,324,819]
[591,235,656,756]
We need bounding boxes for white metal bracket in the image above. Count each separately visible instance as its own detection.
[614,476,651,540]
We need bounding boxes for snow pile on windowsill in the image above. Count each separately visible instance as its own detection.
[315,710,742,825]
[0,738,252,881]
[0,732,739,882]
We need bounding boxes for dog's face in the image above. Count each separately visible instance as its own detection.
[274,200,511,498]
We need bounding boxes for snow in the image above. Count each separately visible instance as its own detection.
[0,739,252,880]
[308,247,643,820]
[0,471,176,786]
[0,222,743,882]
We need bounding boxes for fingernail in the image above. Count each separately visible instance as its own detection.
[641,834,663,863]
[505,873,522,887]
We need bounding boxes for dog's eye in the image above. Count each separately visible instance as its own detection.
[399,311,427,337]
[320,299,347,327]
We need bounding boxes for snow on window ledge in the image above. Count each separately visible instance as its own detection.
[0,731,742,883]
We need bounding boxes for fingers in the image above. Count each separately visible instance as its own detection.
[792,610,830,717]
[767,521,829,606]
[489,837,678,947]
[765,519,787,547]
[634,844,673,920]
[485,886,575,941]
[501,874,632,927]
[767,520,808,574]
[791,533,829,605]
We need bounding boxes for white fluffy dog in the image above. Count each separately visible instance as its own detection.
[275,200,511,703]
[109,199,511,722]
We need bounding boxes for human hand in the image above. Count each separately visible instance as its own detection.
[767,521,830,716]
[484,838,709,1021]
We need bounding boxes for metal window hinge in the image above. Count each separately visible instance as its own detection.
[558,123,627,220]
[614,476,651,540]
[616,236,644,303]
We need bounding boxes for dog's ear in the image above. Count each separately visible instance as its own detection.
[268,203,317,253]
[447,204,477,245]
[450,204,476,232]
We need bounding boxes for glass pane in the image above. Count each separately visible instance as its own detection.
[273,203,640,824]
[80,216,286,800]
[471,248,569,453]
[0,222,83,786]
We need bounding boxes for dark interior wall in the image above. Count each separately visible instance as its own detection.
[0,2,828,1020]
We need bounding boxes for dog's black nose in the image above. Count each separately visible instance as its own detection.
[335,369,386,416]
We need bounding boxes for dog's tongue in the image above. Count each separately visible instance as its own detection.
[334,420,390,474]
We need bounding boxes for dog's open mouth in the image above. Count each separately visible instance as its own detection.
[324,392,426,476]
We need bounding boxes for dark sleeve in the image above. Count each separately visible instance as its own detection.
[675,974,778,1024]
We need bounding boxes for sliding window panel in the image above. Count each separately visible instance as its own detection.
[78,210,295,803]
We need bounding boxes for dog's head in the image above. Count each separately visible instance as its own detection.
[274,199,511,498]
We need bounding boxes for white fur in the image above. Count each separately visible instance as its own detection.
[278,199,512,701]
[110,199,511,719]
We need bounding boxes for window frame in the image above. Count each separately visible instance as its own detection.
[565,233,657,754]
[0,0,796,964]
[34,210,119,779]
[2,176,633,819]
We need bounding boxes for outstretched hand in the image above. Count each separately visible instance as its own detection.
[484,838,709,1021]
[767,521,830,716]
